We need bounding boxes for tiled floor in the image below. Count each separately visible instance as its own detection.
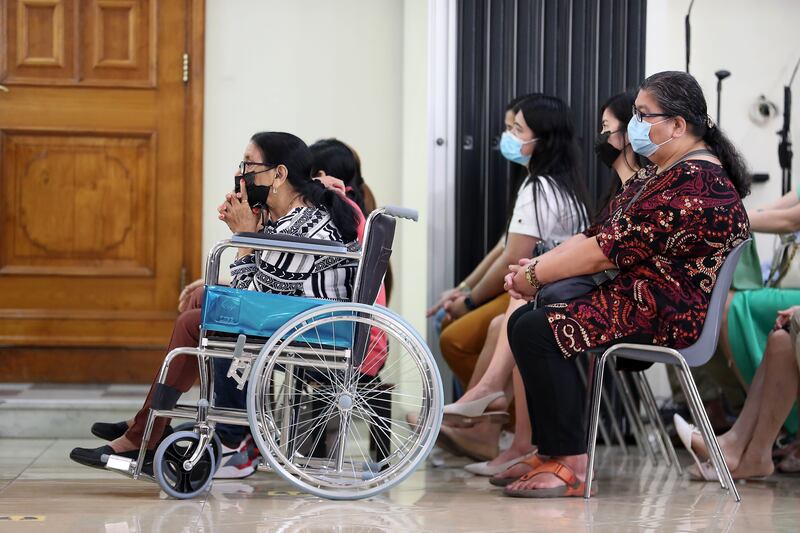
[1,438,799,532]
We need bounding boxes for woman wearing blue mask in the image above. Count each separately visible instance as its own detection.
[426,94,537,390]
[501,71,750,498]
[430,95,591,462]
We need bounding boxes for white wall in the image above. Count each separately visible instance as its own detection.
[646,0,800,399]
[202,0,429,326]
[646,0,800,262]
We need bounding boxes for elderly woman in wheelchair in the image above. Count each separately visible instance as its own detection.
[70,131,442,500]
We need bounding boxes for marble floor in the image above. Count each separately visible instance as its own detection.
[1,439,799,532]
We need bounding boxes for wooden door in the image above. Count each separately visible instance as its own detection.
[0,0,204,382]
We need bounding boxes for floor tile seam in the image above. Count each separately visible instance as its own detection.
[189,496,210,532]
[0,438,59,496]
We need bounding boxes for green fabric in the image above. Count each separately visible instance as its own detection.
[732,239,764,290]
[728,288,800,433]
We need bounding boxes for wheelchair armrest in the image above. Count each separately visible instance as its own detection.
[232,232,350,255]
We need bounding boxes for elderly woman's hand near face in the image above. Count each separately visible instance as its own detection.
[218,178,261,234]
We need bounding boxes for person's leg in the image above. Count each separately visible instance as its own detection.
[111,308,204,452]
[465,314,504,390]
[458,297,527,409]
[719,290,749,388]
[440,300,530,455]
[690,329,798,474]
[213,357,249,447]
[439,293,510,390]
[505,307,588,490]
[487,368,537,470]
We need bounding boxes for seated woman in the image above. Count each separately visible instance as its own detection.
[70,131,360,472]
[717,190,800,442]
[434,94,592,462]
[675,305,800,480]
[502,70,751,498]
[439,92,644,478]
[428,94,552,391]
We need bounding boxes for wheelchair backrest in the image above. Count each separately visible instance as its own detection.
[353,212,396,305]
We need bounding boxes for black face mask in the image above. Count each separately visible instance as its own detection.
[594,131,623,168]
[234,171,271,208]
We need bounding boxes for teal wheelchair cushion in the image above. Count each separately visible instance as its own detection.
[200,286,352,348]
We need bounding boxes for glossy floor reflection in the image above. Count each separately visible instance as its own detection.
[1,438,799,532]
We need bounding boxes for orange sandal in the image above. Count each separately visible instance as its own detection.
[489,454,545,487]
[503,459,593,498]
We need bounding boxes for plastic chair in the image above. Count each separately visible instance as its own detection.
[585,239,750,502]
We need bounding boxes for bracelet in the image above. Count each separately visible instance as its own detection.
[457,281,470,293]
[464,295,478,311]
[525,260,543,290]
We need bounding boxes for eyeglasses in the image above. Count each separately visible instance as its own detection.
[238,160,276,174]
[632,106,672,123]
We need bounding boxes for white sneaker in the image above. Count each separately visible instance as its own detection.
[214,435,259,479]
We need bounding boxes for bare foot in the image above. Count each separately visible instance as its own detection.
[690,432,740,472]
[731,459,774,480]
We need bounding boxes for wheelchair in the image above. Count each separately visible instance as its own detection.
[104,206,443,500]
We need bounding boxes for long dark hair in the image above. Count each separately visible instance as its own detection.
[514,95,591,232]
[639,71,751,197]
[310,138,367,216]
[250,132,359,242]
[596,91,643,218]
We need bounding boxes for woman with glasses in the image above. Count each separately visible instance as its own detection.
[500,71,751,498]
[70,132,361,476]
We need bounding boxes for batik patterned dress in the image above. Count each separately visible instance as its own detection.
[544,160,750,358]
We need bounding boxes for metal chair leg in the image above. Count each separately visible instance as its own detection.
[578,356,612,447]
[637,371,681,473]
[600,367,628,452]
[585,349,610,499]
[610,365,650,458]
[675,360,740,502]
[631,372,671,464]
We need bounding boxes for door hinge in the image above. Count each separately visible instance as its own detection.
[182,53,190,83]
[180,266,187,291]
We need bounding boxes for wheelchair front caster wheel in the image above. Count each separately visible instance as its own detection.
[154,431,216,499]
[172,422,223,472]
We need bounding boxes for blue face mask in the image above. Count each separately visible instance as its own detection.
[500,131,537,166]
[627,116,673,157]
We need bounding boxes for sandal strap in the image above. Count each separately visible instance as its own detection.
[518,459,580,488]
[516,454,544,469]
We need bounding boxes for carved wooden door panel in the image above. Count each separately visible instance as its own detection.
[0,0,197,381]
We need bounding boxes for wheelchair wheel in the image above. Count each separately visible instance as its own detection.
[172,422,223,471]
[154,431,216,499]
[247,302,443,500]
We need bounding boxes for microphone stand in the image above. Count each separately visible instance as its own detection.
[779,57,800,195]
[715,70,731,127]
[685,0,695,73]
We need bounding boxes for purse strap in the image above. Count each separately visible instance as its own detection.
[622,149,716,213]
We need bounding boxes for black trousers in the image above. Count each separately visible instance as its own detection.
[508,302,651,457]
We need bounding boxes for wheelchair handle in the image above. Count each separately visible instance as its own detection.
[382,205,419,222]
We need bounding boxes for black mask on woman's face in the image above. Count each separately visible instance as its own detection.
[594,131,623,168]
[234,171,271,208]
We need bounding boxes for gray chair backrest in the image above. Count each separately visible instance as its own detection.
[680,239,751,366]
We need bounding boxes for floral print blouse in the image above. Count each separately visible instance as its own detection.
[544,160,750,358]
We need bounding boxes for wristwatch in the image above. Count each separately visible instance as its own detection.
[525,260,543,290]
[464,295,478,311]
